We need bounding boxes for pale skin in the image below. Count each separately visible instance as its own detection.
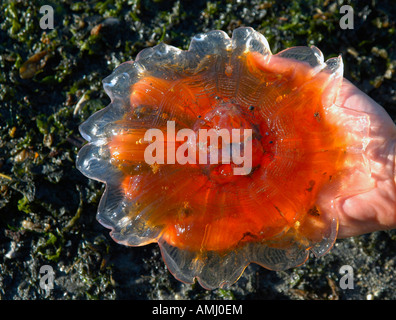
[335,79,396,238]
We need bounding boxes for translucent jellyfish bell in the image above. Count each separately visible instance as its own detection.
[76,27,372,289]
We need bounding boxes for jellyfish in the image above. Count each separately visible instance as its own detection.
[76,27,373,289]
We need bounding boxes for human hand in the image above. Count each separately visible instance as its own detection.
[334,79,396,238]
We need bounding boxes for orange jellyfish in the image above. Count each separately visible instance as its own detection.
[76,27,372,289]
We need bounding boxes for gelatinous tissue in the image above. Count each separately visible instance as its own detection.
[76,27,372,289]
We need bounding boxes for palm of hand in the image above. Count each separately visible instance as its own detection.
[335,80,396,238]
